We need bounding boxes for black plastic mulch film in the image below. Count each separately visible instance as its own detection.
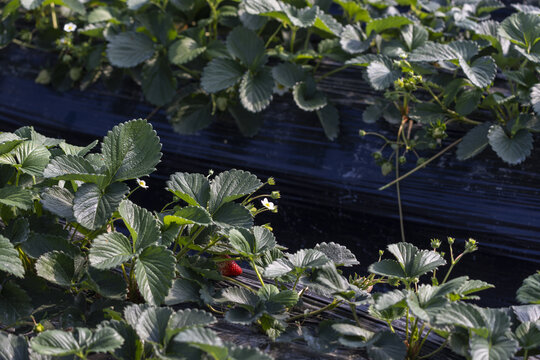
[0,45,538,307]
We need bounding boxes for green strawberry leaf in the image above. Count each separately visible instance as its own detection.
[201,58,245,93]
[0,234,24,278]
[135,245,175,305]
[73,182,128,230]
[226,26,266,69]
[487,125,533,165]
[456,122,492,160]
[43,154,106,184]
[41,186,75,222]
[0,281,32,325]
[141,56,177,107]
[0,333,29,360]
[89,232,134,269]
[168,37,206,66]
[239,68,274,113]
[135,306,173,344]
[101,119,162,183]
[119,199,161,251]
[35,251,79,287]
[167,172,210,207]
[209,169,262,212]
[106,32,155,68]
[0,186,33,210]
[228,226,276,257]
[517,273,540,304]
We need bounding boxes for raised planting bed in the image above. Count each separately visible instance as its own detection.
[1,119,539,360]
[1,45,539,308]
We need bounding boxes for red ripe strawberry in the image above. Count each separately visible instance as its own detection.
[217,255,242,277]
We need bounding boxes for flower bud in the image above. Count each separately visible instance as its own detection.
[271,191,281,199]
[267,177,276,185]
[447,237,455,245]
[359,129,367,137]
[431,238,441,249]
[465,238,478,253]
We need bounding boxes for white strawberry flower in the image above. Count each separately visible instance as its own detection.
[261,198,276,211]
[63,22,77,32]
[273,82,288,96]
[136,178,149,189]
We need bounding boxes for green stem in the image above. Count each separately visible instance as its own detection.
[176,226,205,259]
[350,304,362,327]
[441,253,465,284]
[292,272,303,291]
[395,140,406,243]
[379,138,463,191]
[290,27,297,53]
[303,28,312,50]
[50,3,57,29]
[287,299,342,322]
[223,276,257,292]
[265,24,283,48]
[418,338,449,359]
[251,258,266,288]
[121,264,130,284]
[15,169,20,186]
[317,64,349,83]
[417,328,432,354]
[198,235,223,254]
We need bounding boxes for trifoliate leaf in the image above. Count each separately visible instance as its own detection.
[1,140,51,176]
[164,206,212,226]
[272,63,306,88]
[0,333,29,360]
[239,68,274,113]
[0,281,32,325]
[173,327,227,360]
[313,12,344,35]
[41,186,75,222]
[229,226,276,256]
[209,169,262,212]
[101,119,162,182]
[107,31,155,68]
[43,154,106,184]
[219,287,259,307]
[409,40,479,62]
[317,103,340,141]
[136,307,173,344]
[135,245,175,305]
[369,242,446,280]
[366,15,413,36]
[226,26,266,69]
[0,133,23,155]
[284,5,318,28]
[293,77,327,111]
[373,289,407,311]
[20,232,79,259]
[0,185,33,211]
[119,199,161,251]
[531,84,540,115]
[366,58,400,90]
[1,217,29,246]
[366,331,407,360]
[498,13,540,51]
[340,25,372,54]
[201,58,245,93]
[107,32,155,68]
[168,309,217,329]
[73,182,128,230]
[401,24,428,51]
[142,56,177,106]
[406,284,450,323]
[517,273,540,304]
[487,125,533,165]
[86,267,127,299]
[264,249,330,278]
[315,242,359,267]
[0,235,24,278]
[512,304,540,323]
[35,251,79,287]
[455,89,483,115]
[212,202,253,229]
[89,232,134,269]
[459,56,496,88]
[31,327,124,356]
[164,278,202,305]
[168,37,206,66]
[469,333,518,360]
[456,122,491,160]
[167,172,210,207]
[515,321,540,351]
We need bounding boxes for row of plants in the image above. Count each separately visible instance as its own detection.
[1,119,539,359]
[2,0,540,167]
